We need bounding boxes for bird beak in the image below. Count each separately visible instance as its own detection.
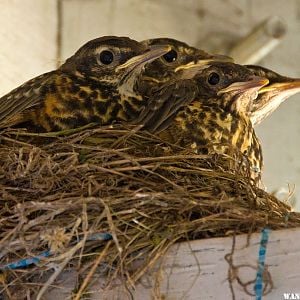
[174,54,233,79]
[251,78,300,126]
[258,79,300,94]
[174,60,212,73]
[115,45,172,72]
[175,54,233,72]
[217,76,269,95]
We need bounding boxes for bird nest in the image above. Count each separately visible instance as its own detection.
[0,124,299,299]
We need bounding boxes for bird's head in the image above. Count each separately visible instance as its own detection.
[60,36,170,88]
[246,65,300,125]
[191,62,269,114]
[138,38,232,95]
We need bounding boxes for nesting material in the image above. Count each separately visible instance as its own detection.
[0,124,299,298]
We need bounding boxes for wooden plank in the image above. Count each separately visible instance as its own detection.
[46,227,300,299]
[0,0,58,96]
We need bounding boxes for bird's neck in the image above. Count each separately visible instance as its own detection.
[204,94,252,121]
[117,74,143,100]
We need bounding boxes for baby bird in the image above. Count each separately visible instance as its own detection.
[140,37,231,85]
[137,62,269,182]
[135,37,232,127]
[0,36,171,131]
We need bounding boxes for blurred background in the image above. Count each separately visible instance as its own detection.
[1,0,300,209]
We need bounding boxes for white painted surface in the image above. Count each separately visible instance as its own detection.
[46,227,300,299]
[0,0,58,96]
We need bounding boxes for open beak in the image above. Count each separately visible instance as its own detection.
[115,45,172,72]
[217,76,269,95]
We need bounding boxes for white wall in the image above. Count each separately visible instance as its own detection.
[0,0,58,96]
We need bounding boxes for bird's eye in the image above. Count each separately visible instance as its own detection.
[163,49,178,63]
[208,72,220,85]
[99,50,114,65]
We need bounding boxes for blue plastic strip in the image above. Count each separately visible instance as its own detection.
[0,250,51,270]
[254,228,271,300]
[0,232,112,270]
[86,232,112,241]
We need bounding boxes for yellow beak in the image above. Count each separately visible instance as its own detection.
[258,79,300,94]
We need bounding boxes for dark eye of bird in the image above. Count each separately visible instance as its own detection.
[207,72,220,85]
[99,50,114,65]
[163,49,178,63]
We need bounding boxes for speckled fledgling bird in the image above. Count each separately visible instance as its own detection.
[134,37,233,127]
[0,36,171,131]
[245,65,300,126]
[138,62,269,182]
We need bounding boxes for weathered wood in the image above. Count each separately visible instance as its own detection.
[46,227,300,299]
